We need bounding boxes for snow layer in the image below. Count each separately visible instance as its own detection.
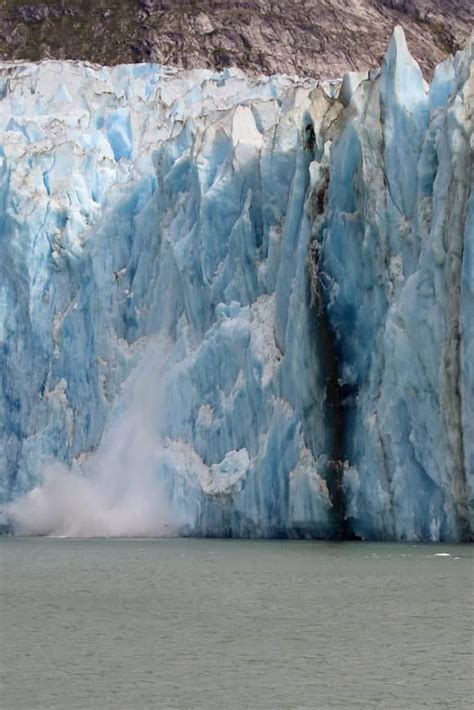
[0,28,472,540]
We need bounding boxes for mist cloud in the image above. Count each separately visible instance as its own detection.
[7,338,184,537]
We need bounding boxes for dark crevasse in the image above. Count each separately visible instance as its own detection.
[307,173,360,540]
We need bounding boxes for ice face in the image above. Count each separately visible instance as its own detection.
[311,29,474,541]
[0,28,472,540]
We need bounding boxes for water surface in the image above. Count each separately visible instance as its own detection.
[1,538,473,709]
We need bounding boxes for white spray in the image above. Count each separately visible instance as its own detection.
[6,337,187,537]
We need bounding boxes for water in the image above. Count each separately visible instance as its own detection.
[1,539,473,709]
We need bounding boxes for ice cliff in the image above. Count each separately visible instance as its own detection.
[1,27,472,540]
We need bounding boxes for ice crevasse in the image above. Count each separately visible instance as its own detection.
[0,27,472,540]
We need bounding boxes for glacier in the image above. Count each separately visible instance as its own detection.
[0,27,472,540]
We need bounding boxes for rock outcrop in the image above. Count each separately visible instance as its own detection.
[0,0,472,79]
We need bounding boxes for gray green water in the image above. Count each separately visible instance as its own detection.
[0,539,473,709]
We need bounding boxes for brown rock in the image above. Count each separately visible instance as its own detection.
[0,0,471,79]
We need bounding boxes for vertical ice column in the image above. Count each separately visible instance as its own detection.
[312,27,473,540]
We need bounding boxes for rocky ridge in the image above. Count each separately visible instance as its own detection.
[0,0,472,79]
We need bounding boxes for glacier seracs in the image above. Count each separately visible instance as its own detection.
[310,28,474,541]
[0,27,472,540]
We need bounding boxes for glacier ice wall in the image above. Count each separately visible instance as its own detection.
[0,28,472,540]
[310,28,474,541]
